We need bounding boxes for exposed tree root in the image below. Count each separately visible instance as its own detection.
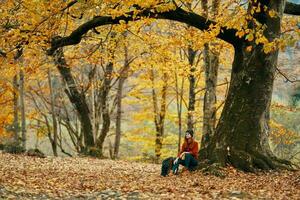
[228,150,256,172]
[197,147,298,177]
[226,149,296,172]
[196,160,226,178]
[202,163,226,178]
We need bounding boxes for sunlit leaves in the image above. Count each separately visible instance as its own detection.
[270,119,299,145]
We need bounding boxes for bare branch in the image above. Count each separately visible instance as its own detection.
[276,68,300,83]
[284,2,300,15]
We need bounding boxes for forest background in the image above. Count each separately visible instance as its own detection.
[0,0,299,166]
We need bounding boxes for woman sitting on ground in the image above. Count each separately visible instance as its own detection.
[172,130,199,174]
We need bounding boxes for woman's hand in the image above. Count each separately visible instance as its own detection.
[180,152,190,158]
[179,152,185,159]
[173,157,179,165]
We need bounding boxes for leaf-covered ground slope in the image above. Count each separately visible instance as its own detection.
[0,152,299,199]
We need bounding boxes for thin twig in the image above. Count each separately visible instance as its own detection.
[276,67,300,83]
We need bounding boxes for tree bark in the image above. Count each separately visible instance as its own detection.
[53,47,94,152]
[202,44,219,151]
[201,0,220,154]
[12,75,19,144]
[175,69,184,154]
[90,67,97,145]
[19,67,26,149]
[151,69,168,162]
[96,62,113,157]
[185,2,198,131]
[113,45,130,159]
[47,7,240,56]
[12,47,23,145]
[187,46,197,131]
[284,2,300,15]
[47,69,58,156]
[113,77,124,159]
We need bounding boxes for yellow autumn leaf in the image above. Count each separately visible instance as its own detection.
[269,10,277,18]
[246,33,254,41]
[246,46,253,52]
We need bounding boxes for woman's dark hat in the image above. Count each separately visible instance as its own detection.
[185,130,194,138]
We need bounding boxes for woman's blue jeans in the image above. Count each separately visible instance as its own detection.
[172,153,198,173]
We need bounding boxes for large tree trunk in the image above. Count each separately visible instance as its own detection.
[185,2,198,131]
[113,77,125,159]
[96,62,113,157]
[91,84,96,143]
[201,0,220,153]
[113,45,130,159]
[12,47,23,146]
[12,75,19,144]
[187,46,197,130]
[151,69,168,163]
[19,68,26,149]
[47,69,58,156]
[175,68,184,154]
[53,47,94,152]
[201,44,219,150]
[200,1,292,171]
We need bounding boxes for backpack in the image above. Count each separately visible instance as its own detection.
[161,157,175,176]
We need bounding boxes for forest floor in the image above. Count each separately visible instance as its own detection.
[0,152,299,200]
